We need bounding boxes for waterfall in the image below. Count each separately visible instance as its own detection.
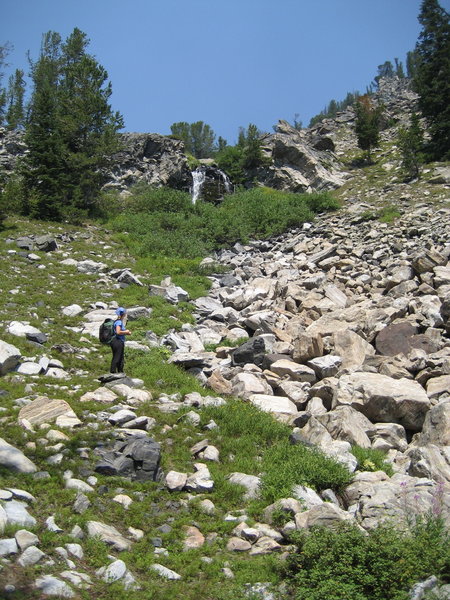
[217,169,233,194]
[191,168,206,205]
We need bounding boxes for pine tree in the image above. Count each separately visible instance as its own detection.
[374,61,394,87]
[170,121,216,158]
[22,32,65,219]
[394,58,405,78]
[354,95,383,162]
[413,0,450,158]
[398,113,425,180]
[6,69,25,129]
[189,121,216,158]
[240,123,266,170]
[406,50,420,78]
[57,28,123,218]
[0,42,13,125]
[23,29,123,221]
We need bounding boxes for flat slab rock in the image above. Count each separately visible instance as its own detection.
[18,396,82,428]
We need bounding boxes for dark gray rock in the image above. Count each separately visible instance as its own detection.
[34,235,57,252]
[94,437,162,482]
[25,331,48,345]
[16,236,34,251]
[231,336,266,367]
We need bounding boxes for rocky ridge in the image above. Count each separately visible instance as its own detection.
[0,77,423,201]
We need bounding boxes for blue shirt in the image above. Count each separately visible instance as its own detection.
[114,319,126,342]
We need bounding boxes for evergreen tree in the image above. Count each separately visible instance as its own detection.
[374,60,394,87]
[354,95,383,162]
[216,144,245,183]
[170,120,216,158]
[394,58,405,78]
[0,42,13,125]
[240,123,266,170]
[57,28,123,217]
[293,113,303,130]
[398,112,425,180]
[190,121,216,158]
[23,29,123,221]
[6,69,25,129]
[22,32,64,219]
[217,136,227,152]
[170,121,191,150]
[413,0,450,158]
[406,50,420,78]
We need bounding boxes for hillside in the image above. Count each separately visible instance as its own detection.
[1,78,450,599]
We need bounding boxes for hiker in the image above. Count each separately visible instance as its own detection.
[110,307,131,374]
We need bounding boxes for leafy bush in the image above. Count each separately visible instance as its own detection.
[126,183,192,214]
[351,446,394,476]
[209,187,316,244]
[304,191,341,213]
[285,516,450,600]
[260,439,352,503]
[108,185,339,259]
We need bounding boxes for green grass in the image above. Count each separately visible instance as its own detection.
[259,440,352,504]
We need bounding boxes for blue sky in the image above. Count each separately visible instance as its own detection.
[2,0,449,144]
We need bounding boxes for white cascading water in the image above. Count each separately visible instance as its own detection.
[191,168,206,205]
[217,169,233,194]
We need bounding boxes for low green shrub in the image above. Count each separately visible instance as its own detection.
[351,445,394,476]
[304,191,341,213]
[108,185,340,259]
[126,183,193,214]
[285,516,450,600]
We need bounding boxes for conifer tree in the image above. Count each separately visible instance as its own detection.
[0,42,12,125]
[354,95,383,162]
[170,121,216,158]
[394,58,405,78]
[240,123,266,170]
[23,28,123,221]
[6,69,25,129]
[398,113,424,180]
[23,32,64,219]
[57,28,123,218]
[413,0,450,158]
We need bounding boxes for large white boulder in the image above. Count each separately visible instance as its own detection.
[333,372,431,431]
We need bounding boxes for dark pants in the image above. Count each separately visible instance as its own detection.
[110,337,125,373]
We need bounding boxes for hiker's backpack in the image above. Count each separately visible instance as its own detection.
[99,318,115,344]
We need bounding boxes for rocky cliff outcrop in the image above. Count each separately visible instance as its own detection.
[1,77,422,199]
[0,129,192,195]
[102,132,192,193]
[257,120,347,192]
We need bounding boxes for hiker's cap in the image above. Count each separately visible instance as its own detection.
[116,307,126,316]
